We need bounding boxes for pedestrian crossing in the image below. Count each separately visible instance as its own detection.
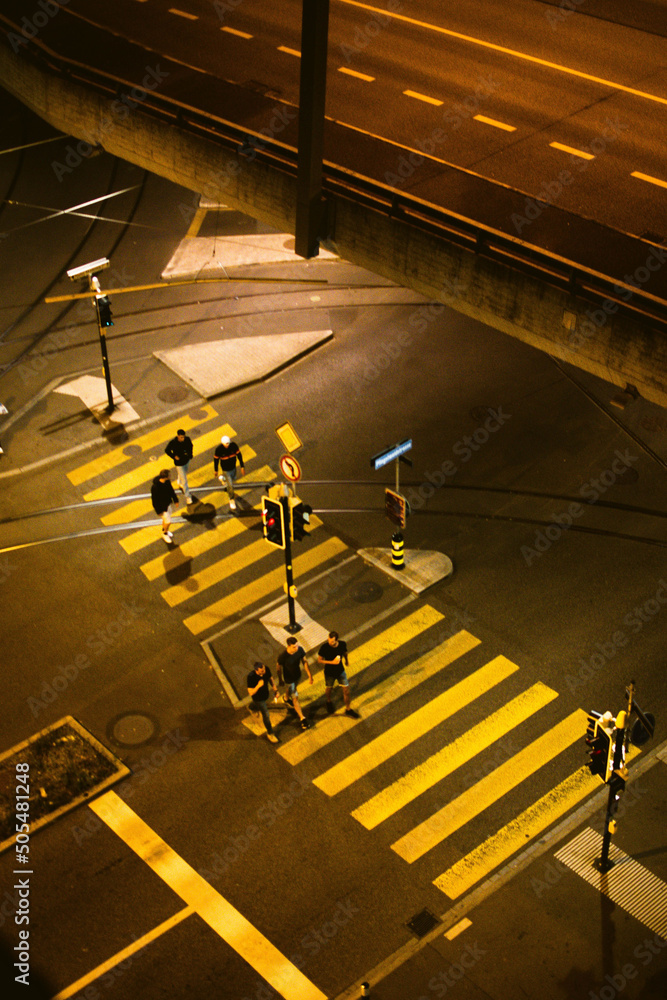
[67,406,350,640]
[67,409,638,906]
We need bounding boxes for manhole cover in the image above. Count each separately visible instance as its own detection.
[123,444,142,457]
[110,713,159,747]
[614,467,639,485]
[188,408,209,421]
[406,909,440,938]
[469,405,494,423]
[351,581,383,603]
[158,386,189,403]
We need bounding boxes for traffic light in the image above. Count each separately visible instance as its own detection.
[262,496,285,549]
[96,296,113,327]
[290,499,312,541]
[585,711,613,781]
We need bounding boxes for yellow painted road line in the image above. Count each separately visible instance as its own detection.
[313,654,519,797]
[394,708,588,863]
[279,627,480,766]
[53,906,194,999]
[353,681,558,830]
[403,89,443,106]
[338,67,375,81]
[84,423,237,501]
[185,204,207,238]
[89,792,327,1000]
[163,537,272,606]
[338,0,667,107]
[184,536,348,634]
[67,405,218,486]
[631,170,667,189]
[222,26,253,38]
[474,114,516,132]
[549,141,594,159]
[434,765,602,899]
[278,46,301,57]
[169,8,198,19]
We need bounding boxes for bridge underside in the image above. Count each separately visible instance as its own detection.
[2,46,667,409]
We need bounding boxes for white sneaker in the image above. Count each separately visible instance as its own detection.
[218,474,224,483]
[229,498,236,510]
[162,531,173,543]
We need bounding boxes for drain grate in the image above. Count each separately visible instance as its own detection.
[406,908,440,939]
[351,581,383,603]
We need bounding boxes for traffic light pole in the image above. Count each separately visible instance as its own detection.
[89,276,114,413]
[281,495,301,635]
[596,710,627,874]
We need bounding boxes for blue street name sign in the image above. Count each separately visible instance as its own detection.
[370,438,413,471]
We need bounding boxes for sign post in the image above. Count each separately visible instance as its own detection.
[370,439,412,570]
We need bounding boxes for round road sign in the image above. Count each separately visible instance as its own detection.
[279,454,302,482]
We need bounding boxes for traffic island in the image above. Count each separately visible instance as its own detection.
[357,547,454,593]
[0,716,129,853]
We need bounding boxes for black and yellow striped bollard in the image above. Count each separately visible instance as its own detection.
[391,531,405,570]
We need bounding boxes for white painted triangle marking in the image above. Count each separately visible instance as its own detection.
[55,375,140,423]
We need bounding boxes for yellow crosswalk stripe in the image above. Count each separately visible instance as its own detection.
[393,709,588,862]
[313,654,519,797]
[183,536,349,635]
[434,765,604,899]
[84,423,238,501]
[278,628,480,767]
[353,682,558,830]
[67,405,218,485]
[104,453,261,527]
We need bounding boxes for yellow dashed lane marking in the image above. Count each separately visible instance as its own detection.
[185,204,207,238]
[86,424,237,502]
[403,89,443,106]
[222,26,253,39]
[474,114,516,132]
[353,681,558,830]
[338,0,667,107]
[313,654,519,797]
[631,170,667,189]
[89,792,326,1000]
[183,536,348,634]
[550,141,594,159]
[67,406,217,486]
[394,709,588,863]
[338,67,375,81]
[169,8,198,20]
[278,46,301,57]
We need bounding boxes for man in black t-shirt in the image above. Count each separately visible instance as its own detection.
[277,638,313,731]
[247,662,280,743]
[318,631,360,718]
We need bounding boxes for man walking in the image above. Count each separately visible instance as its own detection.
[277,637,313,731]
[247,662,280,744]
[165,428,195,506]
[213,434,245,510]
[151,469,179,544]
[318,632,360,718]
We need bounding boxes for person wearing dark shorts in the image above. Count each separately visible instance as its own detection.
[277,637,313,730]
[247,662,280,743]
[318,632,360,718]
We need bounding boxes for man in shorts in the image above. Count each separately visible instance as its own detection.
[247,661,280,743]
[318,631,360,718]
[277,637,313,731]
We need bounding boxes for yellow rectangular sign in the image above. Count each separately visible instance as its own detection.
[276,421,302,453]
